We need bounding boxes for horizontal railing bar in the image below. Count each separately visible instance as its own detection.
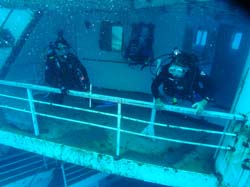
[0,80,246,121]
[0,105,231,150]
[0,151,32,162]
[0,93,118,118]
[65,167,90,177]
[65,165,89,173]
[67,170,97,183]
[120,129,232,150]
[64,164,79,171]
[0,105,118,132]
[0,93,238,137]
[0,154,41,169]
[36,111,117,131]
[0,165,45,183]
[122,116,236,137]
[0,103,234,143]
[0,105,30,113]
[0,93,30,101]
[34,100,117,118]
[0,160,43,175]
[0,80,60,93]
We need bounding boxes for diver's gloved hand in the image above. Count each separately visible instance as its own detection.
[155,98,165,109]
[192,99,208,115]
[60,86,69,95]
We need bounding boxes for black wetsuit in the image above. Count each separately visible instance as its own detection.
[45,52,90,103]
[151,63,212,103]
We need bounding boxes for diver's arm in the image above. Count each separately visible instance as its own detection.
[192,70,212,114]
[151,64,170,98]
[151,69,169,109]
[151,73,164,99]
[198,70,213,101]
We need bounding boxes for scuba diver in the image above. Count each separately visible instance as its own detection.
[45,31,90,103]
[151,48,212,114]
[124,23,154,70]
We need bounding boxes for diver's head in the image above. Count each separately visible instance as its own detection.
[168,63,188,78]
[55,41,69,58]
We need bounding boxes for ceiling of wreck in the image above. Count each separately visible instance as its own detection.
[0,0,219,10]
[0,0,248,18]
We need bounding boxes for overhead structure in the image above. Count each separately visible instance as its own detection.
[1,0,214,10]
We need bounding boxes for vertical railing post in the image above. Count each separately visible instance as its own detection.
[61,163,68,187]
[89,84,92,108]
[27,88,39,136]
[116,102,122,157]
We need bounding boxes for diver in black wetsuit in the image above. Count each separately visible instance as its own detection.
[45,33,90,103]
[151,48,212,114]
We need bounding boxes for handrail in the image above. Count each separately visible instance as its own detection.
[0,160,43,175]
[64,165,85,171]
[0,93,117,118]
[0,104,232,150]
[0,150,51,183]
[0,166,45,183]
[0,80,243,155]
[67,170,97,183]
[0,151,31,162]
[0,154,41,169]
[65,168,90,178]
[0,93,237,136]
[0,80,247,121]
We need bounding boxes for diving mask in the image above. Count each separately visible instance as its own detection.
[168,64,187,78]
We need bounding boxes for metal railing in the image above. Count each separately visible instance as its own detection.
[62,163,99,187]
[0,80,248,156]
[0,150,56,186]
